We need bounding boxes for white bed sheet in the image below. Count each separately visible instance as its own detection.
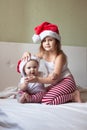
[0,99,87,130]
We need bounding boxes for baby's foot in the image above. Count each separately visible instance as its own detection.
[24,93,30,102]
[72,90,82,103]
[19,92,27,103]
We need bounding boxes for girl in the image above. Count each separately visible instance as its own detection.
[17,22,81,105]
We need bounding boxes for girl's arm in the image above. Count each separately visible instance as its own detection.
[21,52,31,60]
[53,53,66,79]
[31,53,66,84]
[21,51,42,60]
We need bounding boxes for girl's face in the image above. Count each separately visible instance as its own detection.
[24,60,39,76]
[42,36,57,51]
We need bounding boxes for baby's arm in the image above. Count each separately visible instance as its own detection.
[18,77,29,91]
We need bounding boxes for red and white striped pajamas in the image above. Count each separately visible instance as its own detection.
[17,91,45,103]
[41,75,77,105]
[26,91,45,103]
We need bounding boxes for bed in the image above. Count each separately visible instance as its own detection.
[0,98,87,130]
[0,42,87,130]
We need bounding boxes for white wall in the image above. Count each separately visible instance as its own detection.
[62,46,87,88]
[0,42,87,91]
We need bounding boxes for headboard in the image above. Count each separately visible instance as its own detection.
[0,42,87,91]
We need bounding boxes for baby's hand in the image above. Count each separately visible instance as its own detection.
[27,76,38,82]
[24,77,30,85]
[21,52,31,61]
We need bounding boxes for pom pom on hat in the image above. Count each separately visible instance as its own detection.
[32,34,41,44]
[32,21,61,43]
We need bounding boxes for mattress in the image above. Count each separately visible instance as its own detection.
[0,99,87,130]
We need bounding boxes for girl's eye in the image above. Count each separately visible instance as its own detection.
[27,67,30,69]
[50,39,53,41]
[43,39,46,42]
[49,38,53,41]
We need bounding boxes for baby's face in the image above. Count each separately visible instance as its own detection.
[24,60,39,76]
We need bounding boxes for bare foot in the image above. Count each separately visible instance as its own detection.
[72,90,82,103]
[18,92,30,103]
[24,93,30,102]
[19,92,27,103]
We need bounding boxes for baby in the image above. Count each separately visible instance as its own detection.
[17,55,46,103]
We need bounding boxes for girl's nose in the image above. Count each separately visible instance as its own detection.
[45,40,49,44]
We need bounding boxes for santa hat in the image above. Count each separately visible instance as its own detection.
[19,55,39,77]
[32,22,61,43]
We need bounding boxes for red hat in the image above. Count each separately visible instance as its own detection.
[32,22,61,43]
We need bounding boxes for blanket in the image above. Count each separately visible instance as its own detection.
[0,86,18,99]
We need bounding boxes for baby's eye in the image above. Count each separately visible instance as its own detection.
[33,66,37,69]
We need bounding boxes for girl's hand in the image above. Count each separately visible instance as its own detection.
[21,52,31,61]
[27,76,38,83]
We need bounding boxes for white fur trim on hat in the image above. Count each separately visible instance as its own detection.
[32,30,61,43]
[19,60,27,77]
[32,34,41,44]
[40,30,61,42]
